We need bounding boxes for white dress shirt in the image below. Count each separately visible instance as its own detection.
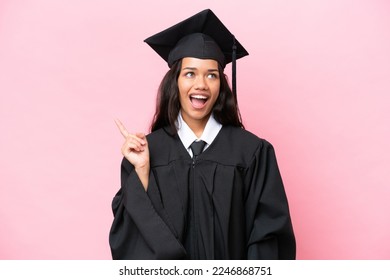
[176,112,222,158]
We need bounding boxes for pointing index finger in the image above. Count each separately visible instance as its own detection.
[114,118,129,138]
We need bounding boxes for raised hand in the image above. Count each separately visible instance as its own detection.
[115,119,150,190]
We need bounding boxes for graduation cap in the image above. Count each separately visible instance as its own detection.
[144,9,249,99]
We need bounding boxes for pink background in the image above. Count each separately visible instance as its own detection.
[1,0,389,259]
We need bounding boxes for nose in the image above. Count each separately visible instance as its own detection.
[194,76,208,90]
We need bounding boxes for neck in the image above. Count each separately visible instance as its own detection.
[182,115,210,138]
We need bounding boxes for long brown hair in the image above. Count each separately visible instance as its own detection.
[150,59,244,133]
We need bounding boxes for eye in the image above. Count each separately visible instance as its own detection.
[184,71,195,78]
[207,73,219,79]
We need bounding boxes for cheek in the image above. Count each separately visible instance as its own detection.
[177,79,185,99]
[178,78,191,94]
[211,83,220,101]
[178,87,188,107]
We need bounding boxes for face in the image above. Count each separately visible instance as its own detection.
[177,57,220,128]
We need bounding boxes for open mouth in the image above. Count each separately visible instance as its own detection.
[190,94,208,109]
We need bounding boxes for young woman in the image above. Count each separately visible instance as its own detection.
[109,9,296,260]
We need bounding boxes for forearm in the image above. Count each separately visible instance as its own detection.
[112,165,186,259]
[135,165,150,191]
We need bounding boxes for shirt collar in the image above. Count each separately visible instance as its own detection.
[176,111,222,150]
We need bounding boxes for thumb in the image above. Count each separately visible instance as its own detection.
[135,132,148,145]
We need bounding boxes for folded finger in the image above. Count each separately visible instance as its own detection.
[122,141,144,153]
[128,134,146,146]
[135,132,148,144]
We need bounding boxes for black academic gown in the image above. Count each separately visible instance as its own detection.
[109,125,296,259]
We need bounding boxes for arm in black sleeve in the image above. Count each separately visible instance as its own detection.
[246,141,296,260]
[109,158,186,259]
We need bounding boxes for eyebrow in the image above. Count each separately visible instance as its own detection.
[182,67,219,72]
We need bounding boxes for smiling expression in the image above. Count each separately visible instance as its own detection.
[177,57,221,129]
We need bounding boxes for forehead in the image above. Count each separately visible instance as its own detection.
[181,57,219,69]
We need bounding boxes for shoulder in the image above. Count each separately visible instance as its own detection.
[221,125,274,151]
[205,126,275,168]
[146,127,173,145]
[146,127,186,166]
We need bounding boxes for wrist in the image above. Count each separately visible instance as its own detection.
[135,164,150,191]
[135,163,149,174]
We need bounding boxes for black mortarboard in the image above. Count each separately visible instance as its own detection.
[144,9,249,99]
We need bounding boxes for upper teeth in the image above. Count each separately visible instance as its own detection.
[191,95,207,99]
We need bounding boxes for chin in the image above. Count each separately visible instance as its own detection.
[183,109,211,123]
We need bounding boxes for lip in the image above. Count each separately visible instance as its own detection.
[189,93,209,110]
